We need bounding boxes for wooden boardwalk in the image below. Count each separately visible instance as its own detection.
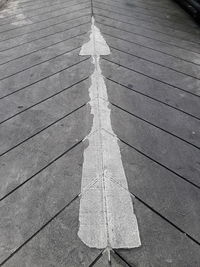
[0,0,200,266]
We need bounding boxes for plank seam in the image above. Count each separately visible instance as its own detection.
[93,4,200,38]
[0,76,89,125]
[0,0,89,21]
[118,137,200,190]
[110,101,200,150]
[94,7,200,46]
[0,103,87,158]
[0,38,86,81]
[95,17,200,55]
[0,0,90,29]
[0,195,79,266]
[107,44,200,80]
[0,2,90,34]
[0,23,90,66]
[0,140,83,202]
[94,0,197,29]
[0,8,90,44]
[105,77,200,121]
[98,26,200,66]
[0,54,89,100]
[103,58,200,98]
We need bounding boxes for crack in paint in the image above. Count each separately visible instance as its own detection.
[78,17,141,249]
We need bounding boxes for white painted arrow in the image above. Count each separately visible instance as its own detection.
[78,17,141,249]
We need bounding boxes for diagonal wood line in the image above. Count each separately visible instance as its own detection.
[106,43,200,80]
[98,95,200,150]
[97,22,200,66]
[0,0,89,22]
[0,75,89,125]
[0,22,90,66]
[17,0,75,6]
[0,15,90,53]
[110,101,200,150]
[113,250,134,267]
[94,14,200,54]
[0,2,90,35]
[109,0,190,13]
[18,0,88,9]
[130,194,200,246]
[0,0,90,29]
[105,77,200,121]
[0,0,93,264]
[95,16,200,55]
[118,137,200,190]
[0,139,83,202]
[0,8,90,44]
[0,55,89,100]
[0,35,86,81]
[93,7,200,46]
[5,0,84,10]
[0,102,87,159]
[0,194,80,266]
[93,3,200,38]
[96,0,193,19]
[102,58,200,98]
[88,251,104,267]
[94,0,197,29]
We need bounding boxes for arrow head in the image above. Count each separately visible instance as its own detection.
[80,17,110,56]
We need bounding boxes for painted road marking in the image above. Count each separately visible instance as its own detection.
[78,17,141,249]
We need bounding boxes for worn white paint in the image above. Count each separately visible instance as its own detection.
[78,17,141,249]
[0,0,30,25]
